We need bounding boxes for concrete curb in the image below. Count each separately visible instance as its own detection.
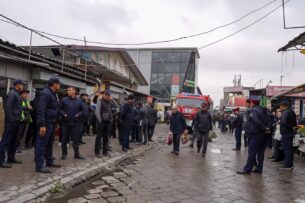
[5,144,154,203]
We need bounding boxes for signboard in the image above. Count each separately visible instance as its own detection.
[303,100,305,117]
[171,73,180,85]
[266,86,294,96]
[223,86,243,93]
[184,80,195,87]
[171,85,180,97]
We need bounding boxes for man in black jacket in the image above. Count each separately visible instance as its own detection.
[232,107,243,151]
[79,93,89,144]
[237,96,270,175]
[193,101,212,157]
[35,77,62,173]
[95,90,112,157]
[0,79,24,168]
[120,95,135,151]
[170,105,187,155]
[60,87,86,160]
[279,101,297,169]
[147,104,157,142]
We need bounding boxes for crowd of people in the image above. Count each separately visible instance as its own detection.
[0,78,158,173]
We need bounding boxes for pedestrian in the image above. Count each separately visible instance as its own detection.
[170,105,187,155]
[157,109,163,123]
[110,98,119,139]
[232,107,243,151]
[193,101,212,157]
[60,87,86,160]
[0,79,24,168]
[79,93,89,144]
[271,109,284,162]
[86,99,94,136]
[16,90,32,153]
[132,102,143,144]
[147,103,157,141]
[237,96,270,175]
[120,94,135,151]
[35,77,62,173]
[279,101,297,170]
[25,94,39,149]
[95,90,112,157]
[140,104,149,145]
[242,99,251,147]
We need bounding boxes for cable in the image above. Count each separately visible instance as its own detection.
[198,0,289,50]
[0,0,279,46]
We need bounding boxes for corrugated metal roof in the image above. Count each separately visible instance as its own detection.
[278,31,305,52]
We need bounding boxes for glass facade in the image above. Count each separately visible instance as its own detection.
[150,51,196,102]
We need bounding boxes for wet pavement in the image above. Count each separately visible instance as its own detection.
[65,124,305,203]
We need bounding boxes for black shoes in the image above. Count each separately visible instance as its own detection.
[95,154,103,158]
[7,159,22,164]
[0,163,11,168]
[143,142,147,145]
[197,148,201,154]
[202,153,206,158]
[46,163,61,168]
[171,150,175,154]
[122,148,128,152]
[79,141,86,144]
[61,155,67,160]
[127,147,133,150]
[36,168,51,173]
[236,171,251,175]
[232,148,241,151]
[281,166,294,170]
[74,155,85,160]
[189,144,194,148]
[252,170,262,174]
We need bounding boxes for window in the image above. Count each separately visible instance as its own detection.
[151,62,159,73]
[164,73,171,84]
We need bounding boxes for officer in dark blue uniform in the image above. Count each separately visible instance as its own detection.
[0,79,24,168]
[232,107,243,151]
[79,93,89,144]
[237,96,270,175]
[120,94,135,152]
[35,77,61,173]
[60,87,86,160]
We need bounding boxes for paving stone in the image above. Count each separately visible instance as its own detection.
[86,188,103,194]
[67,197,88,203]
[91,180,105,186]
[107,196,126,202]
[101,191,119,198]
[84,193,101,199]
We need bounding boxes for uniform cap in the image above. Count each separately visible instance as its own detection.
[48,77,61,86]
[13,79,25,86]
[20,90,30,94]
[279,101,289,107]
[127,94,135,100]
[233,107,240,111]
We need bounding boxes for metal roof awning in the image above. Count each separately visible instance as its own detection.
[278,31,305,52]
[272,83,305,99]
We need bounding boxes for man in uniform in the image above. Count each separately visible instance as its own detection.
[237,96,270,175]
[147,103,157,142]
[120,94,135,151]
[279,101,297,169]
[60,87,86,160]
[193,101,213,157]
[232,107,243,151]
[35,77,61,173]
[242,99,251,147]
[0,79,24,168]
[79,93,89,144]
[95,90,112,157]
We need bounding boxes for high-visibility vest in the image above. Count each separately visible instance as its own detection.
[20,100,32,123]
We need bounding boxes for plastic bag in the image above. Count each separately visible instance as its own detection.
[181,133,189,144]
[166,132,173,145]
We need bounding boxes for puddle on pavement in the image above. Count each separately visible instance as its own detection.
[47,158,138,203]
[211,148,222,154]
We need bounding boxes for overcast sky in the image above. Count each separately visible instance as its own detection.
[0,0,304,105]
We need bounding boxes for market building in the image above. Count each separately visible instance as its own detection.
[28,45,150,104]
[127,48,200,108]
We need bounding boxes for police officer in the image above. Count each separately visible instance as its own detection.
[193,101,212,157]
[242,99,251,147]
[16,90,32,153]
[60,87,86,160]
[79,93,89,144]
[0,79,24,168]
[95,90,112,157]
[232,107,243,151]
[120,94,135,151]
[237,96,270,175]
[279,101,297,170]
[35,77,61,173]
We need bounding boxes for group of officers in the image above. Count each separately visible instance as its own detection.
[228,96,297,175]
[0,77,158,173]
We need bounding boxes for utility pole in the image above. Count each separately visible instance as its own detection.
[28,30,33,60]
[84,36,88,79]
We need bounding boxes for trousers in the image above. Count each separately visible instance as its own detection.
[281,134,294,167]
[61,124,81,156]
[197,131,209,154]
[35,123,55,169]
[173,133,181,152]
[95,121,112,155]
[0,120,19,163]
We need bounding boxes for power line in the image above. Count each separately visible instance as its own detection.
[198,0,289,50]
[0,0,279,46]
